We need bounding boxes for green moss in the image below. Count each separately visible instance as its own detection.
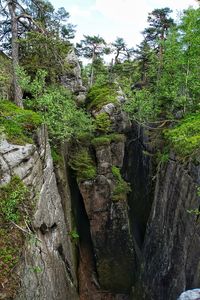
[91,133,125,147]
[51,147,63,165]
[69,148,97,181]
[95,112,111,133]
[0,53,12,99]
[111,166,131,201]
[0,176,30,223]
[164,114,200,159]
[0,227,23,298]
[0,100,42,144]
[86,84,118,110]
[0,175,34,297]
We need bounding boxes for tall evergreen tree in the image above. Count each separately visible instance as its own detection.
[0,0,75,106]
[76,35,108,86]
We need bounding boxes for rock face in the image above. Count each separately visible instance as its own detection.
[76,103,135,298]
[79,142,135,293]
[178,289,200,300]
[60,49,86,104]
[0,128,78,300]
[134,159,200,300]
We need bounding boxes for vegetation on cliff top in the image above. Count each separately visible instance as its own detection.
[92,133,125,147]
[0,100,42,144]
[86,84,118,110]
[164,114,200,159]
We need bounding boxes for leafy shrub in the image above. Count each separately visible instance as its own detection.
[0,100,42,144]
[69,148,97,181]
[91,133,125,147]
[0,53,12,99]
[123,89,159,122]
[86,84,118,110]
[95,112,111,133]
[51,147,63,165]
[26,86,95,142]
[111,166,131,201]
[164,114,200,158]
[0,176,29,223]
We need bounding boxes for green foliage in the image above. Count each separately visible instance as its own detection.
[197,187,200,197]
[143,7,174,48]
[20,32,72,83]
[187,209,200,216]
[0,227,22,293]
[95,112,111,133]
[123,89,159,122]
[164,114,200,158]
[156,151,170,164]
[17,67,47,98]
[32,266,43,274]
[111,166,131,201]
[69,149,97,181]
[0,100,42,144]
[25,85,94,142]
[69,230,79,240]
[86,84,118,110]
[0,53,12,99]
[51,147,63,165]
[91,133,125,147]
[0,176,29,223]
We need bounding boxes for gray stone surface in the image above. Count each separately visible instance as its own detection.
[60,48,86,100]
[135,160,200,300]
[0,128,78,300]
[178,289,200,300]
[79,138,135,293]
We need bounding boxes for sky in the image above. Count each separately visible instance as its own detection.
[51,0,198,48]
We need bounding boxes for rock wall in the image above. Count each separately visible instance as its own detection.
[78,141,135,294]
[0,128,78,300]
[134,158,200,300]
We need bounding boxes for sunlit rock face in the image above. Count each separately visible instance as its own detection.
[60,49,86,104]
[0,128,78,300]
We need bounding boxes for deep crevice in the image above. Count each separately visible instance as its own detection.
[67,167,98,292]
[122,125,155,248]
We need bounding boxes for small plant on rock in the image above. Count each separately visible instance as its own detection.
[95,112,111,133]
[69,148,97,181]
[111,166,131,201]
[0,176,30,223]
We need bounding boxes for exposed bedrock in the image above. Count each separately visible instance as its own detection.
[134,159,200,300]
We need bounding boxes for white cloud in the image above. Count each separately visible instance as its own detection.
[94,0,198,24]
[94,0,151,26]
[70,5,92,18]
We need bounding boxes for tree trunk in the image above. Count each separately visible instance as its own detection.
[8,0,23,108]
[89,48,96,87]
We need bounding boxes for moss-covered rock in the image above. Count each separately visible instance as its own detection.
[111,166,131,201]
[69,148,97,181]
[86,84,118,110]
[94,112,111,133]
[0,176,31,299]
[0,176,30,223]
[91,133,125,147]
[0,100,42,145]
[164,113,200,159]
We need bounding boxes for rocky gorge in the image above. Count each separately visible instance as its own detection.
[0,50,200,300]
